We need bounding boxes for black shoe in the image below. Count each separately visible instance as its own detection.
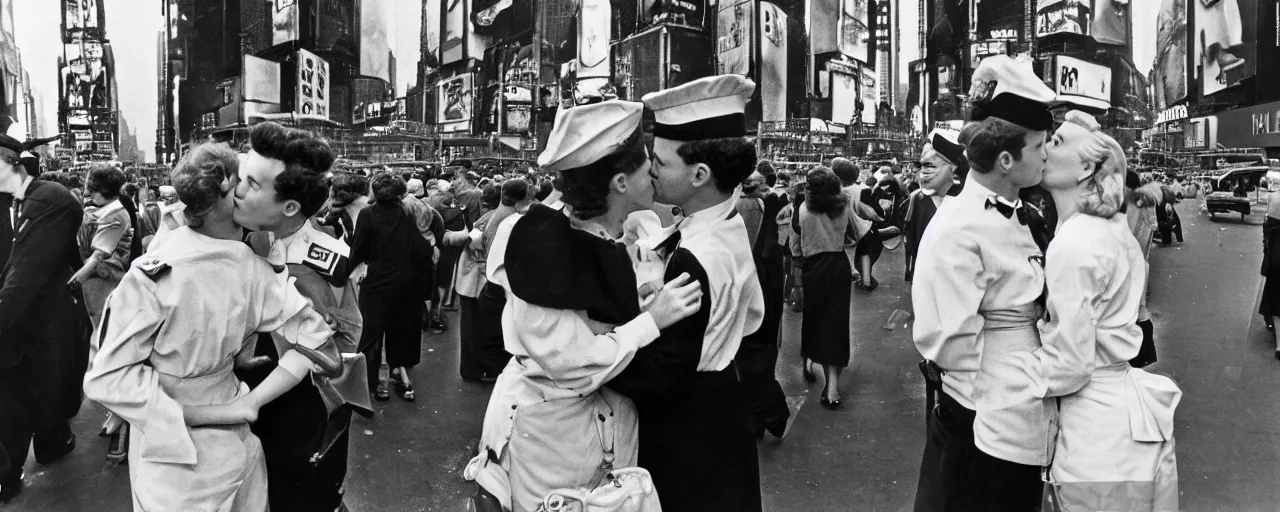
[1267,318,1275,331]
[373,384,391,402]
[391,370,416,402]
[819,384,840,410]
[36,433,76,466]
[766,419,788,439]
[429,318,447,334]
[0,474,22,503]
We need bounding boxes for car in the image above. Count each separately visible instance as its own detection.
[1204,166,1273,221]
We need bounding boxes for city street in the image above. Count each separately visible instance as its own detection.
[6,201,1279,511]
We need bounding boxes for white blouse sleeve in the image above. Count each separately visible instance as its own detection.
[253,265,336,379]
[1021,243,1107,398]
[912,230,987,372]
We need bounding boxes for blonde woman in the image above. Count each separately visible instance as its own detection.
[1028,111,1181,511]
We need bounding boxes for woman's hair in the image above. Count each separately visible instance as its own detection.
[804,166,848,217]
[552,126,647,220]
[170,143,239,228]
[329,171,370,207]
[959,116,1031,173]
[85,164,127,200]
[535,180,553,201]
[1061,111,1127,219]
[370,173,407,205]
[122,182,139,200]
[756,160,777,186]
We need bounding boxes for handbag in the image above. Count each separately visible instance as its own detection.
[535,396,662,512]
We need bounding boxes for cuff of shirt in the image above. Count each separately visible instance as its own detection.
[617,312,661,349]
[278,350,313,379]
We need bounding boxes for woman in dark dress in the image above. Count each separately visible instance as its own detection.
[1259,173,1280,358]
[349,174,428,402]
[797,167,860,409]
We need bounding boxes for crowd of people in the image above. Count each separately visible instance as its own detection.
[0,56,1192,512]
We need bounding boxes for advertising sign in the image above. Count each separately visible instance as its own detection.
[1151,0,1187,108]
[360,0,394,83]
[1185,116,1219,149]
[717,0,754,75]
[811,0,839,54]
[579,0,613,79]
[860,65,877,125]
[1194,0,1257,95]
[1215,100,1280,148]
[64,0,102,37]
[442,0,467,64]
[424,0,442,69]
[838,0,871,63]
[296,49,330,117]
[1035,0,1089,37]
[504,104,532,134]
[437,73,474,133]
[829,60,858,124]
[273,0,300,46]
[760,2,788,123]
[1053,55,1112,109]
[243,55,281,104]
[978,0,1025,41]
[639,0,708,30]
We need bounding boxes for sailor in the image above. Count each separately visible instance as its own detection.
[911,54,1058,512]
[903,128,966,282]
[614,74,767,512]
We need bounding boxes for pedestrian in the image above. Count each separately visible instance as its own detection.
[70,164,135,462]
[903,129,964,283]
[1035,110,1181,511]
[84,142,342,511]
[0,127,89,503]
[348,174,431,403]
[912,55,1057,511]
[1124,170,1161,367]
[463,100,701,512]
[1258,171,1280,353]
[230,122,372,511]
[797,166,861,410]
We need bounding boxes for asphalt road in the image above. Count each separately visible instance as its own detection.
[6,201,1278,511]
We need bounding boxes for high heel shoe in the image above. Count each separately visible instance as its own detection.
[391,369,416,402]
[1267,319,1275,331]
[802,360,816,383]
[819,384,840,410]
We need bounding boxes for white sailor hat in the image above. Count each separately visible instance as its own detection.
[642,74,755,141]
[968,55,1058,131]
[923,128,967,170]
[537,100,644,171]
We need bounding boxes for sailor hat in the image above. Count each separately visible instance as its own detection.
[968,55,1058,131]
[923,128,967,169]
[643,74,755,141]
[537,100,644,171]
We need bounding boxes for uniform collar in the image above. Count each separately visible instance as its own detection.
[958,178,1022,209]
[678,195,737,236]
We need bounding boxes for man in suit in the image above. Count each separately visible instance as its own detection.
[0,122,90,502]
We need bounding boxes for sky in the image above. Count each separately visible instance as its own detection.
[12,0,423,164]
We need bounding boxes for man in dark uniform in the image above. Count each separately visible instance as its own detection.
[232,122,372,512]
[0,121,90,502]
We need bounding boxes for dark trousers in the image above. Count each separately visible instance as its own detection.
[459,284,512,381]
[915,391,1043,512]
[358,284,424,389]
[0,354,75,480]
[1156,204,1183,243]
[262,428,350,511]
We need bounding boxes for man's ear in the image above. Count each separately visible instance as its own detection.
[283,200,302,218]
[998,151,1015,173]
[689,163,713,188]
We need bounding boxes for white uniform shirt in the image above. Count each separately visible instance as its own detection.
[912,178,1051,465]
[668,196,765,372]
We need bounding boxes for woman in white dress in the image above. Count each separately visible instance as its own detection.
[1028,110,1182,511]
[84,143,342,511]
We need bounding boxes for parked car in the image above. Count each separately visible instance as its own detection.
[1204,166,1272,221]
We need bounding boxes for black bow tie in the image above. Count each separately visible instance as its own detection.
[985,196,1027,225]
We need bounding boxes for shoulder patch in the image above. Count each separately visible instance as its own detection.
[136,258,171,281]
[304,242,341,275]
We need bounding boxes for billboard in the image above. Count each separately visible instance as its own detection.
[717,0,755,75]
[424,0,442,70]
[273,0,300,46]
[830,61,858,123]
[1053,55,1112,109]
[437,73,474,133]
[1035,0,1090,37]
[1091,0,1128,44]
[838,0,871,62]
[1214,100,1280,148]
[760,2,788,123]
[244,55,281,104]
[860,65,877,124]
[1194,0,1257,95]
[62,41,109,113]
[977,0,1025,40]
[296,49,330,117]
[1152,0,1188,108]
[64,0,102,37]
[360,0,395,83]
[639,0,708,30]
[577,0,613,100]
[317,0,356,52]
[442,0,467,64]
